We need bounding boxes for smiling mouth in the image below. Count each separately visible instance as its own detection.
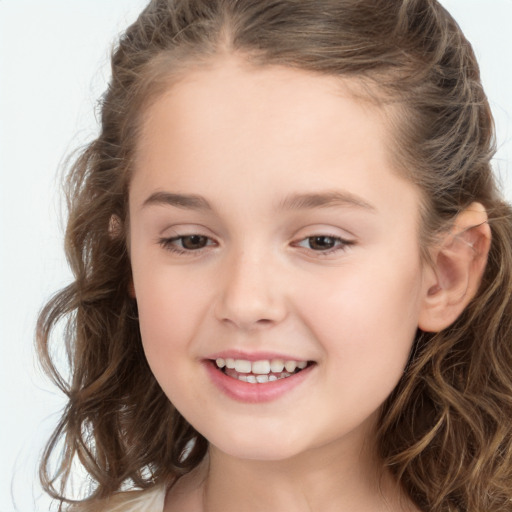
[213,357,314,383]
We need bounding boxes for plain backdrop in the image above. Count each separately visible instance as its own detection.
[0,1,511,511]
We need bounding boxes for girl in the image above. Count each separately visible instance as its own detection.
[37,0,512,511]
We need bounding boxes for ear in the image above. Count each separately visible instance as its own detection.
[108,214,123,239]
[418,202,491,333]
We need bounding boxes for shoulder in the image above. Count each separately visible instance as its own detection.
[68,484,167,512]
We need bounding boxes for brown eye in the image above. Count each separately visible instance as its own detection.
[180,235,209,250]
[158,234,214,253]
[307,236,337,250]
[293,234,354,255]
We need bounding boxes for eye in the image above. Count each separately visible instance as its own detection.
[158,234,215,253]
[304,236,338,250]
[177,235,210,250]
[294,235,353,254]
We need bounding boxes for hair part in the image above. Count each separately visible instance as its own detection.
[37,1,512,510]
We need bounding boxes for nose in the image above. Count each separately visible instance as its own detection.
[214,250,288,331]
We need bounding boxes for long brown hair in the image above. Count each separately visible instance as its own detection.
[37,1,512,510]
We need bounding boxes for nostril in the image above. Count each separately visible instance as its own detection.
[219,315,278,330]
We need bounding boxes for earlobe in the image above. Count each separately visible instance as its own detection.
[418,203,491,333]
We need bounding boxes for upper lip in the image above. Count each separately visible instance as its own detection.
[206,350,312,362]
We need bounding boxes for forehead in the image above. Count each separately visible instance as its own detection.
[132,56,418,221]
[136,57,393,151]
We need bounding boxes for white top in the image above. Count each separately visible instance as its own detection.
[72,484,167,512]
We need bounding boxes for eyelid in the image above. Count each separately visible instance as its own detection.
[290,230,356,258]
[157,222,214,238]
[157,233,218,255]
[296,235,350,247]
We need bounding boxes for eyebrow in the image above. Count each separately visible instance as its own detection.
[278,191,376,212]
[141,190,376,213]
[142,191,212,211]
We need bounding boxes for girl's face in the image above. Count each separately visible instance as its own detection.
[129,58,431,461]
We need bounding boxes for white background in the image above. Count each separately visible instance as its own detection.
[0,1,511,511]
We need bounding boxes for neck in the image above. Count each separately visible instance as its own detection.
[165,426,417,512]
[205,446,392,512]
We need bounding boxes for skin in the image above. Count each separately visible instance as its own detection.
[128,57,436,511]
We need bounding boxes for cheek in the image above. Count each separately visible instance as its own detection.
[133,269,213,409]
[133,265,210,361]
[297,255,424,379]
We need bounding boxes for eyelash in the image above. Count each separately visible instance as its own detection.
[293,235,354,255]
[158,234,354,256]
[158,235,216,255]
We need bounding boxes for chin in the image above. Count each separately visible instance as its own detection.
[205,426,307,462]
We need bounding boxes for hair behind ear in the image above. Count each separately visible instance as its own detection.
[378,200,512,511]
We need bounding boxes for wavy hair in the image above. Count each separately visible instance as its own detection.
[37,0,512,510]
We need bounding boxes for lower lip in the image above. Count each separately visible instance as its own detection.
[204,360,315,403]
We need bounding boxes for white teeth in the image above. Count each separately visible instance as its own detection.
[214,357,310,378]
[225,369,300,383]
[270,359,285,373]
[234,359,252,373]
[252,360,271,374]
[285,360,298,372]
